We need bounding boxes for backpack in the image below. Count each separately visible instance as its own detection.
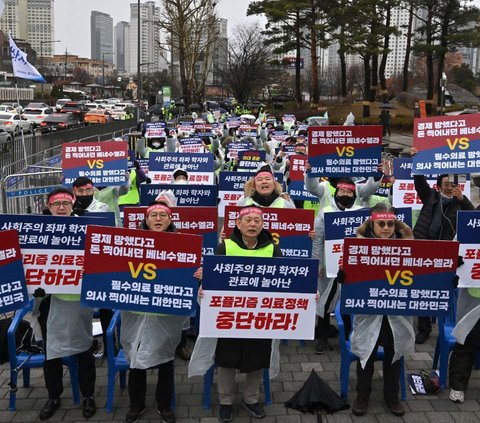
[0,316,33,364]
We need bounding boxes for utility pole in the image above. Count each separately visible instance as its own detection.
[137,0,142,102]
[64,48,68,80]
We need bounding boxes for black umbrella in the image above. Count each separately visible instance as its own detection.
[189,103,202,111]
[285,370,349,422]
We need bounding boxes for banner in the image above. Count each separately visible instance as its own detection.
[144,122,166,139]
[456,211,480,287]
[392,158,470,210]
[0,230,28,313]
[178,137,204,154]
[308,125,382,177]
[62,141,128,186]
[341,238,458,316]
[199,255,318,339]
[287,155,318,201]
[9,35,46,82]
[236,150,266,171]
[81,225,202,314]
[148,152,214,184]
[123,206,218,256]
[413,114,480,174]
[162,86,171,108]
[0,214,114,294]
[224,206,314,258]
[324,208,412,278]
[140,184,217,206]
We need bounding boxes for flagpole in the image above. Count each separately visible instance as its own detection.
[13,79,28,167]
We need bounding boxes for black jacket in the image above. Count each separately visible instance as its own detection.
[412,175,474,240]
[214,226,282,372]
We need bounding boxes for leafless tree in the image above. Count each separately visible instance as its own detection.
[217,23,275,104]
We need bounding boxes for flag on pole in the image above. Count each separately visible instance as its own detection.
[8,35,46,82]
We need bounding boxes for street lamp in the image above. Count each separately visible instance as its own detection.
[40,39,60,97]
[440,72,447,116]
[102,52,114,97]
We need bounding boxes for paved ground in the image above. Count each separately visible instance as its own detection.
[2,322,480,423]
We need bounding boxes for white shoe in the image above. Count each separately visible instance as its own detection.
[449,389,464,403]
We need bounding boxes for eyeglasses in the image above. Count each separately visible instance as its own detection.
[375,220,394,228]
[50,201,73,208]
[148,212,170,219]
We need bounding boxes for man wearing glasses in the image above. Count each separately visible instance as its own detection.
[37,188,97,420]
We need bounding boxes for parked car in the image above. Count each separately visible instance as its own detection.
[0,127,13,143]
[38,113,81,133]
[22,107,54,127]
[1,102,23,113]
[84,109,112,124]
[25,102,50,109]
[55,98,72,111]
[60,101,89,122]
[0,113,34,134]
[0,105,15,113]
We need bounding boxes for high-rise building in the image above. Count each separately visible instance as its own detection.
[115,21,130,73]
[91,11,113,64]
[1,0,55,57]
[128,1,166,75]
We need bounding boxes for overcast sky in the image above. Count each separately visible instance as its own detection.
[54,0,264,57]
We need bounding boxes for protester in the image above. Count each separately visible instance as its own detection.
[449,285,480,403]
[118,161,150,211]
[312,178,362,354]
[122,198,194,423]
[237,163,295,208]
[36,188,96,420]
[191,206,283,422]
[348,203,414,417]
[410,147,475,344]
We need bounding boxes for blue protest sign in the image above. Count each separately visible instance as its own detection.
[140,184,217,206]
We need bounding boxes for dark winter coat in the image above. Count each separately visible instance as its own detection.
[214,226,282,373]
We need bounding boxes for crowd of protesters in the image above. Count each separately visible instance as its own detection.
[3,108,480,423]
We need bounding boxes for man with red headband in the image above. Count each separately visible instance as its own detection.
[37,188,97,420]
[196,206,283,422]
[312,178,362,354]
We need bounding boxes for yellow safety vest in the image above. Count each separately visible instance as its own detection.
[224,239,274,257]
[119,169,139,205]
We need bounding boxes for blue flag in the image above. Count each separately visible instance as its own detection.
[9,35,46,82]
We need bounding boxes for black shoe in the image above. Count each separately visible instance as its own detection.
[218,404,233,422]
[82,397,97,419]
[241,400,265,418]
[314,339,327,355]
[39,398,61,420]
[125,407,146,423]
[415,331,430,344]
[352,396,369,416]
[385,397,405,417]
[158,408,176,423]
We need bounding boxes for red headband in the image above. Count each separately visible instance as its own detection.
[239,207,263,217]
[371,212,395,221]
[48,193,74,205]
[336,183,356,192]
[255,171,273,179]
[146,204,172,217]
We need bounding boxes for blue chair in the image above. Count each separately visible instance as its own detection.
[105,310,176,413]
[335,302,406,400]
[202,365,271,409]
[7,299,80,411]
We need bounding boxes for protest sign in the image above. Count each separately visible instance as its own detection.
[144,122,167,139]
[81,225,202,314]
[238,124,258,137]
[236,150,266,171]
[308,125,382,177]
[140,184,217,206]
[200,255,318,339]
[392,158,470,210]
[341,237,458,316]
[148,152,214,184]
[224,206,314,258]
[456,211,480,287]
[287,154,318,201]
[413,114,480,174]
[0,214,113,294]
[324,208,412,278]
[62,141,128,186]
[123,206,218,256]
[0,230,28,313]
[226,141,254,159]
[194,123,213,137]
[178,137,204,154]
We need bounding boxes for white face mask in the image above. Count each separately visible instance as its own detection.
[173,178,188,184]
[152,142,161,148]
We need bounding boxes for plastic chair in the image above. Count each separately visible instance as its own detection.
[105,310,176,413]
[7,299,80,411]
[335,302,406,400]
[202,365,271,409]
